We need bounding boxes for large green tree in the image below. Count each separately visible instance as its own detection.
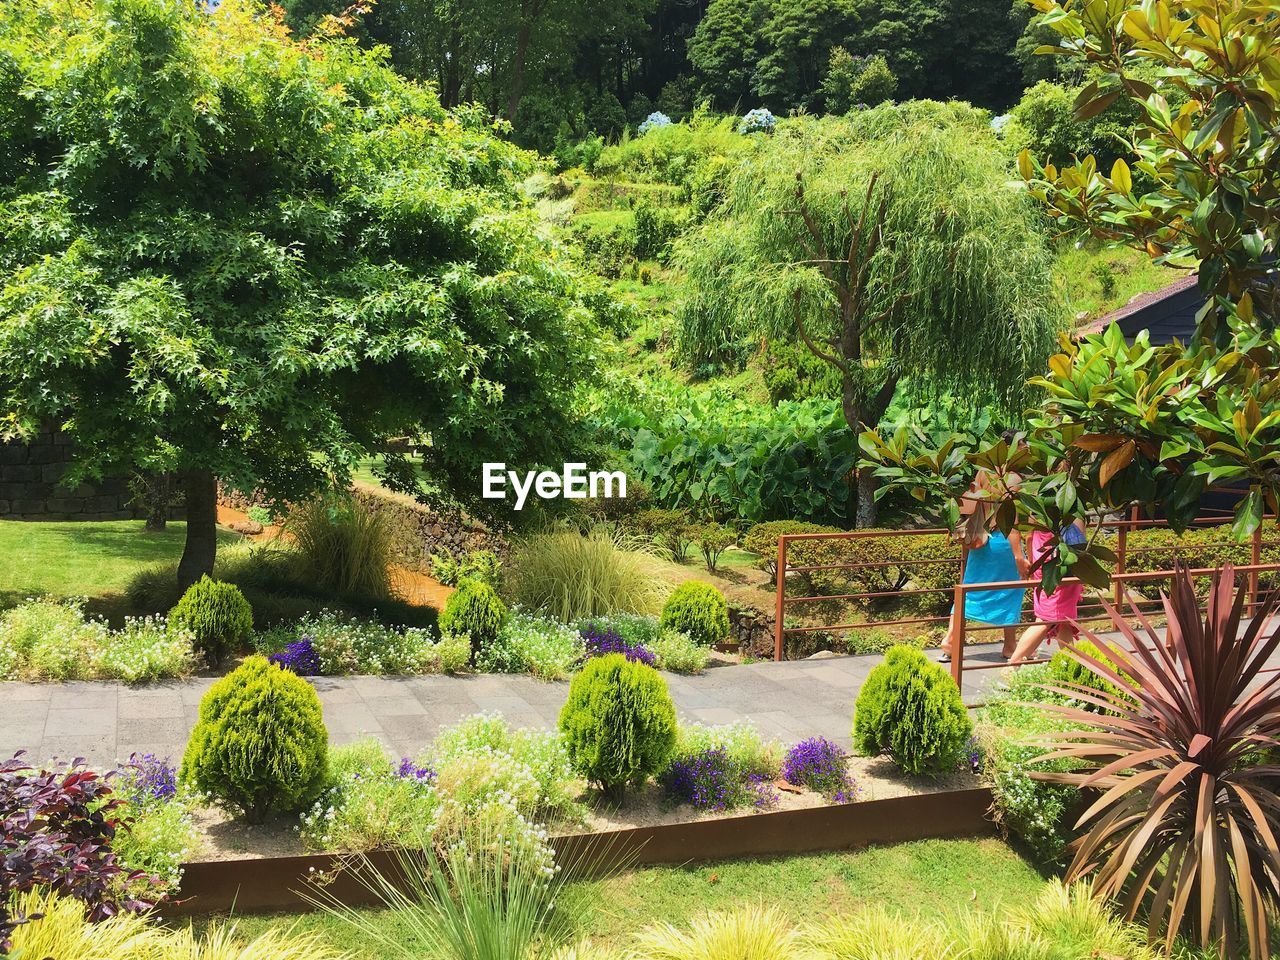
[676,104,1064,525]
[0,0,609,586]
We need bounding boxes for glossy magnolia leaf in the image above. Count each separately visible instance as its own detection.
[1098,439,1136,487]
[1110,158,1132,194]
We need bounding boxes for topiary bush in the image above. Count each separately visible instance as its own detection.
[438,579,508,660]
[167,576,253,669]
[853,646,972,778]
[660,581,730,647]
[1048,639,1136,712]
[180,655,328,823]
[741,520,839,576]
[559,653,677,800]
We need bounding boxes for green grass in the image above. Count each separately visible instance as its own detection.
[177,838,1046,956]
[1052,241,1185,324]
[0,520,240,604]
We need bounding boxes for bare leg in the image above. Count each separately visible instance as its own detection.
[941,607,963,658]
[1001,626,1018,658]
[1009,624,1051,664]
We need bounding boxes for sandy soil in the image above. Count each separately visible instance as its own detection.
[185,762,980,861]
[214,504,454,611]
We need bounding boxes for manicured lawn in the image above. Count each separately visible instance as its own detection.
[0,520,239,603]
[181,838,1046,955]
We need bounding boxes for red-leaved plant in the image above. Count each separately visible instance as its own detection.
[1033,563,1280,959]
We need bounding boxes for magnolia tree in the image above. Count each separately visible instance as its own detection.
[0,0,611,588]
[1018,0,1280,335]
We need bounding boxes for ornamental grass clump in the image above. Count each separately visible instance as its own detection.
[287,495,398,603]
[782,737,857,802]
[559,654,677,800]
[1033,564,1280,959]
[511,526,666,622]
[853,645,972,778]
[169,576,254,669]
[660,581,731,647]
[181,656,328,823]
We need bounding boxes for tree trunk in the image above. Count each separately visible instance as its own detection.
[177,469,218,590]
[842,371,899,529]
[504,13,535,121]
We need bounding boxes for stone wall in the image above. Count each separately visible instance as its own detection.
[0,430,144,520]
[730,605,777,659]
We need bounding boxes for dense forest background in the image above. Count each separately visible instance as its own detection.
[280,0,1064,152]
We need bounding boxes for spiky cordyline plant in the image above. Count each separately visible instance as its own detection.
[1033,563,1280,959]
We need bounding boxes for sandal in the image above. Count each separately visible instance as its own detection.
[938,653,953,663]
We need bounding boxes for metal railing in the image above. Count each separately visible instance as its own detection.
[772,511,1280,696]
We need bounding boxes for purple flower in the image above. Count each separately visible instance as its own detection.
[122,753,177,803]
[659,747,739,811]
[396,758,436,785]
[745,774,781,810]
[783,737,857,802]
[269,637,322,676]
[580,626,657,668]
[964,735,983,774]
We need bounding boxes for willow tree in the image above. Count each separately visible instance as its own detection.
[677,102,1065,525]
[0,0,608,587]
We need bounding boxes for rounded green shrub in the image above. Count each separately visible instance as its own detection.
[659,581,730,647]
[438,578,508,659]
[853,645,972,778]
[1049,640,1135,712]
[559,653,677,799]
[180,655,328,822]
[168,576,254,668]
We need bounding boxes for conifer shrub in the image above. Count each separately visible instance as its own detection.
[168,576,253,669]
[659,581,730,647]
[853,645,972,777]
[1048,639,1136,712]
[180,656,328,822]
[559,653,677,799]
[438,579,508,659]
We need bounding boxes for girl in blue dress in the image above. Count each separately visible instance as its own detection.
[938,470,1027,662]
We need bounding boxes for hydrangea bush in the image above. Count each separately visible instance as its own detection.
[739,107,777,134]
[783,737,858,803]
[638,110,672,134]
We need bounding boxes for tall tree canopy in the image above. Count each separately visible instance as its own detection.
[676,103,1065,524]
[0,0,610,585]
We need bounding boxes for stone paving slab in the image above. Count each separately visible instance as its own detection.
[0,644,1018,769]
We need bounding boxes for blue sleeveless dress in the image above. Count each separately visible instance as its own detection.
[952,530,1026,626]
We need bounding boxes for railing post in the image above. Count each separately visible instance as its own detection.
[1250,517,1262,611]
[774,535,788,662]
[951,580,965,688]
[1114,505,1135,606]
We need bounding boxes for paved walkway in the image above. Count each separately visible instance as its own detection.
[0,646,1014,769]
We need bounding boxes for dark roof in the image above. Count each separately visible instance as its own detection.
[1076,274,1203,344]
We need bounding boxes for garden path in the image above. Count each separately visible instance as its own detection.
[0,645,1014,769]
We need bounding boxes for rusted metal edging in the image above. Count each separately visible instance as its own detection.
[164,787,996,918]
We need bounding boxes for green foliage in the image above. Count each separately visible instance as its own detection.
[677,109,1063,472]
[181,655,329,823]
[853,646,972,777]
[475,612,585,680]
[0,599,195,682]
[977,665,1084,864]
[670,721,782,780]
[693,523,735,572]
[821,48,898,112]
[0,0,609,577]
[741,520,841,576]
[439,580,509,657]
[599,389,859,525]
[660,581,731,647]
[1048,640,1134,711]
[286,497,397,604]
[647,629,712,673]
[633,202,683,261]
[559,653,678,798]
[594,114,748,187]
[1006,80,1149,175]
[630,508,696,561]
[510,526,667,622]
[168,576,253,669]
[430,550,503,591]
[1020,0,1280,330]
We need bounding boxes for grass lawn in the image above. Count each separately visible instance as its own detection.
[181,838,1047,955]
[0,520,239,604]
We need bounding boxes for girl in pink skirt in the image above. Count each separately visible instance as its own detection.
[1008,519,1086,664]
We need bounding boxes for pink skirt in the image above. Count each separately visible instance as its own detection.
[1029,529,1083,623]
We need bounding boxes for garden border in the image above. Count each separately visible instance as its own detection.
[163,786,995,916]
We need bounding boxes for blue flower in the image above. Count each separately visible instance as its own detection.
[638,111,672,135]
[739,108,777,134]
[580,625,658,668]
[269,637,322,676]
[782,737,857,801]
